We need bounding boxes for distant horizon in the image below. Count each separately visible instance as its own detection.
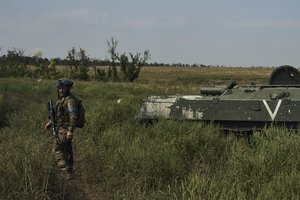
[0,46,280,68]
[1,1,300,67]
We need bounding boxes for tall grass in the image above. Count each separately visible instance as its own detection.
[1,70,300,199]
[168,127,300,200]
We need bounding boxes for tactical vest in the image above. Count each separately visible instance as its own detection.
[55,95,85,129]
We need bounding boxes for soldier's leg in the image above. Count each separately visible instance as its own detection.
[65,140,74,173]
[52,137,66,169]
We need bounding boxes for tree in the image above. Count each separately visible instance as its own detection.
[77,48,89,80]
[5,48,29,77]
[106,37,150,82]
[66,47,78,73]
[65,47,89,80]
[106,38,119,81]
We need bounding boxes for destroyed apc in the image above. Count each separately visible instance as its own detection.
[135,65,300,132]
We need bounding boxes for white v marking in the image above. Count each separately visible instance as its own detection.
[262,100,282,121]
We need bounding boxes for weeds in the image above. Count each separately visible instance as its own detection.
[1,75,300,199]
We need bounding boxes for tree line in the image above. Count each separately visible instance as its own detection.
[0,38,217,82]
[0,38,152,82]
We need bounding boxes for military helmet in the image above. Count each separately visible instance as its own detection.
[56,78,74,88]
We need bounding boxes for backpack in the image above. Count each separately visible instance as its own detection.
[76,99,86,128]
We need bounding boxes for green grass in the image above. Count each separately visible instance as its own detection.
[1,70,300,199]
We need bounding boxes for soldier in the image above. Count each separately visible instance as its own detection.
[45,78,78,179]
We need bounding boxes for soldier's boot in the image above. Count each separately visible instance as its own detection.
[65,149,74,179]
[57,160,67,169]
[53,149,65,166]
[64,166,74,180]
[57,161,74,179]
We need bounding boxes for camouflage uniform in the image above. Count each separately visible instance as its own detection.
[53,94,78,174]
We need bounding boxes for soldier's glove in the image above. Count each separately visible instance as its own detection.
[66,131,73,140]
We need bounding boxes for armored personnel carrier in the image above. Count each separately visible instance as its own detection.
[135,65,300,132]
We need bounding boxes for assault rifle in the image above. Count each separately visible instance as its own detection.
[47,100,57,136]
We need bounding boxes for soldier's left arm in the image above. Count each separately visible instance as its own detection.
[66,98,78,132]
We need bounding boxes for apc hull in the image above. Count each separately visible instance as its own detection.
[136,66,300,131]
[136,87,300,131]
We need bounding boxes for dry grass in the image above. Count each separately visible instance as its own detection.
[54,65,275,86]
[137,66,275,87]
[2,66,300,199]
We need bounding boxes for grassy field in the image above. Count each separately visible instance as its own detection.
[137,66,274,86]
[1,66,300,200]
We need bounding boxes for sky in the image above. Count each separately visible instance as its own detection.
[1,0,300,67]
